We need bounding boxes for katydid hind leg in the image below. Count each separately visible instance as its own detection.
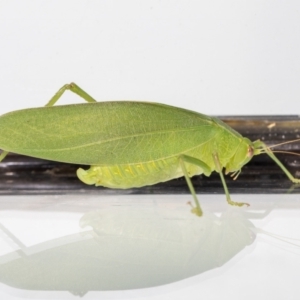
[212,153,249,207]
[45,83,97,107]
[0,84,97,163]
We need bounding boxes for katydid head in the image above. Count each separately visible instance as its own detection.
[226,137,300,182]
[225,137,255,176]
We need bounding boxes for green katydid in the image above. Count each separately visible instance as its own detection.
[0,83,298,216]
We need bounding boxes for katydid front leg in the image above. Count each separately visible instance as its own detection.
[212,153,249,207]
[253,140,300,184]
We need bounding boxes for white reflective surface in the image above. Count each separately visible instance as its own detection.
[0,194,299,299]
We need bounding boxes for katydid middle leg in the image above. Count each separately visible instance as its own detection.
[179,154,212,217]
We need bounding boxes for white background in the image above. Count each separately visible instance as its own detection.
[0,0,300,116]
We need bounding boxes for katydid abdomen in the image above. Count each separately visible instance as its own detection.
[76,130,241,188]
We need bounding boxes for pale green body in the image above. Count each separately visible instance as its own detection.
[0,83,298,216]
[0,102,246,188]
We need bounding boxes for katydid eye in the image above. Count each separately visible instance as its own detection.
[247,146,254,158]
